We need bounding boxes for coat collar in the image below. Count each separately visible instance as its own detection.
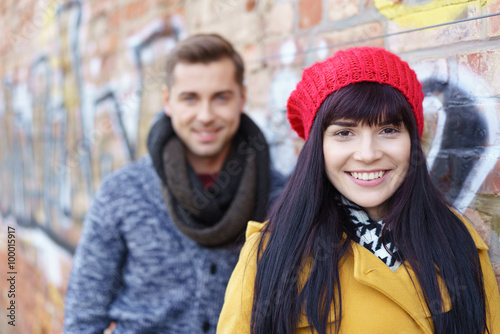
[351,243,435,332]
[350,213,487,333]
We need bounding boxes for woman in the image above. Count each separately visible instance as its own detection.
[217,47,500,334]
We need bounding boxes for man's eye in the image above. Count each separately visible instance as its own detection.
[182,96,196,102]
[216,95,230,101]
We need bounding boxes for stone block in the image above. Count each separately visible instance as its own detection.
[188,10,261,46]
[313,22,384,60]
[241,42,262,73]
[246,69,271,110]
[186,0,244,27]
[364,0,375,8]
[386,6,482,53]
[265,2,294,36]
[327,0,360,21]
[262,37,308,68]
[99,32,121,55]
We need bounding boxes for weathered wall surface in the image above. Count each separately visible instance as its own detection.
[0,0,499,332]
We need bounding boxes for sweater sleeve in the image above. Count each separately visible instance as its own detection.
[64,177,127,334]
[217,222,264,334]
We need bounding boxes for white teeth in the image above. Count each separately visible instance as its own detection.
[350,171,385,181]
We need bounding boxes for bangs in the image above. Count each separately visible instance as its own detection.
[319,82,415,134]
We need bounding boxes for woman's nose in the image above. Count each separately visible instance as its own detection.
[353,136,383,163]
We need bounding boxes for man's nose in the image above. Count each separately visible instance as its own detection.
[197,101,215,123]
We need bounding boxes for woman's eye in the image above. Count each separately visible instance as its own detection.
[381,127,400,134]
[335,130,352,137]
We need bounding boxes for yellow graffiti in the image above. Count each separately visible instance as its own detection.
[374,0,491,28]
[40,0,61,46]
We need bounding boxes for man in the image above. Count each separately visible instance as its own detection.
[64,34,286,333]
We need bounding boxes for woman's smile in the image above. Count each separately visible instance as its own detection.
[346,170,390,187]
[323,119,411,220]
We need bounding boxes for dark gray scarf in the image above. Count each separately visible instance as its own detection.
[147,113,270,246]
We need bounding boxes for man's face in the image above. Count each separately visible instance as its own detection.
[164,58,245,171]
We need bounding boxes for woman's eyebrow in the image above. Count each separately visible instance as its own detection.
[331,120,358,127]
[378,120,402,126]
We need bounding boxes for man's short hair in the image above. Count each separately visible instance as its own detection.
[166,33,245,88]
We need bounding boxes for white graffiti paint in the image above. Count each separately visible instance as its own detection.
[316,39,328,61]
[415,60,500,212]
[280,39,297,66]
[265,68,301,175]
[453,66,499,212]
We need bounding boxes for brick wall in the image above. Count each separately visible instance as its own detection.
[1,0,499,332]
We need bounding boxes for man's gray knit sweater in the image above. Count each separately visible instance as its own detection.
[64,155,286,334]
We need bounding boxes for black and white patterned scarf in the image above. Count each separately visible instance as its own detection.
[340,196,402,271]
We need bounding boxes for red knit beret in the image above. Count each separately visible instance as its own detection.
[287,47,424,140]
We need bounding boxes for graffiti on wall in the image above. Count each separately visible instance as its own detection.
[0,3,186,250]
[1,1,499,332]
[417,60,500,212]
[0,3,187,332]
[374,0,494,28]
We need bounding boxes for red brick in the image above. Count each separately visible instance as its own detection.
[99,32,121,55]
[463,208,491,246]
[299,0,322,29]
[167,0,184,5]
[108,8,122,28]
[460,51,490,76]
[241,43,261,72]
[477,160,500,195]
[457,50,500,95]
[125,0,148,21]
[90,0,108,17]
[488,0,500,37]
[246,0,256,12]
[360,0,375,7]
[0,239,70,334]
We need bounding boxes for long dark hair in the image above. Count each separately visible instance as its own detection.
[251,82,488,334]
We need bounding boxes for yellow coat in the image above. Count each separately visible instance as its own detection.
[217,218,500,333]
